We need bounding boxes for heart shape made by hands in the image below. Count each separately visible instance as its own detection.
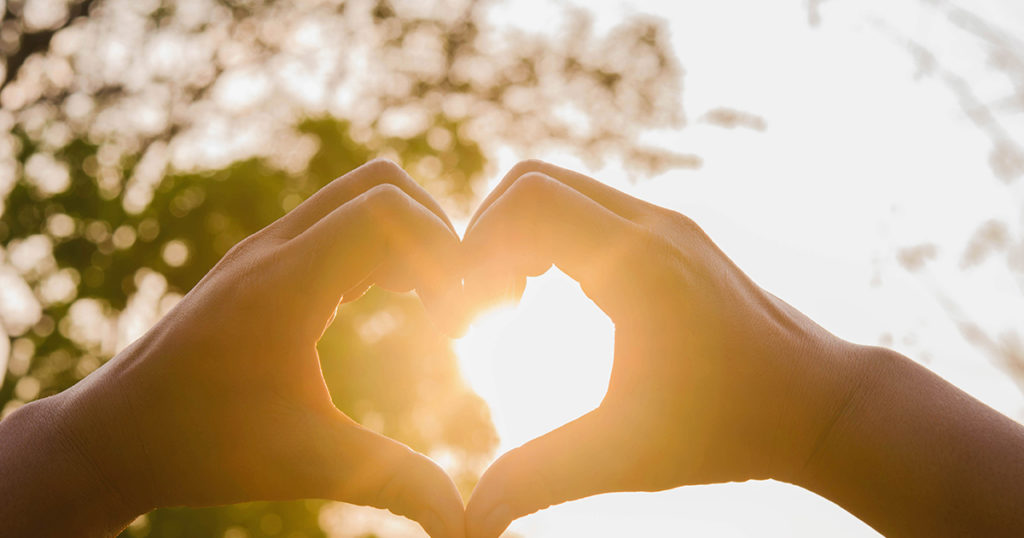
[55,158,851,538]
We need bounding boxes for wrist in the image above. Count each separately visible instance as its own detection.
[780,343,1024,536]
[0,394,148,537]
[784,342,892,490]
[769,338,886,486]
[49,352,160,522]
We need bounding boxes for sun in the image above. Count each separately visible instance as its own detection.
[454,268,615,455]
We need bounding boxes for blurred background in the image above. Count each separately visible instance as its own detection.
[0,0,1022,536]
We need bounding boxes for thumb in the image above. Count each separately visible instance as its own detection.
[316,415,466,538]
[465,408,633,538]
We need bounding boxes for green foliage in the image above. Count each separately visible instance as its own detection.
[0,0,689,535]
[2,114,496,536]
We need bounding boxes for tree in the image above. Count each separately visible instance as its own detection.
[0,0,692,535]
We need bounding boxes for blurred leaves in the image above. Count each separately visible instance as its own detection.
[699,107,766,132]
[814,1,1024,398]
[0,0,691,536]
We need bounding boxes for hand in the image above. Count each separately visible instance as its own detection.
[37,160,466,537]
[461,160,862,537]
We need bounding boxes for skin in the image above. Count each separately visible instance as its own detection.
[3,158,1024,537]
[460,160,1024,538]
[0,159,467,538]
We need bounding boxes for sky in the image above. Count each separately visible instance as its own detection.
[446,0,1024,536]
[2,1,1022,536]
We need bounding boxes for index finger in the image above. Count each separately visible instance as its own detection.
[284,183,463,333]
[462,171,647,317]
[271,159,456,239]
[466,159,654,233]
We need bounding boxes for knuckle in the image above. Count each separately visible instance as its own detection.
[508,170,556,200]
[508,158,548,180]
[204,239,274,312]
[626,213,705,289]
[666,210,706,237]
[219,234,260,268]
[607,220,677,280]
[637,208,707,244]
[363,157,403,178]
[365,182,410,210]
[501,172,556,225]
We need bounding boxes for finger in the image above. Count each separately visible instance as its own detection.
[465,409,632,538]
[461,269,526,317]
[462,172,645,316]
[341,277,373,304]
[466,159,653,233]
[320,416,466,538]
[285,183,463,334]
[340,266,418,303]
[271,158,456,239]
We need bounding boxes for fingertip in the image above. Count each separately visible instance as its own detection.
[466,411,613,536]
[419,279,469,339]
[384,451,466,538]
[417,508,448,538]
[419,504,465,538]
[481,504,514,538]
[333,427,465,538]
[466,498,513,538]
[463,271,521,317]
[417,459,468,538]
[465,463,511,538]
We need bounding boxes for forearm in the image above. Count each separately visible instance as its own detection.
[0,393,144,537]
[797,345,1024,536]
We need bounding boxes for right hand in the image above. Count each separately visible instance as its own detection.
[461,160,865,538]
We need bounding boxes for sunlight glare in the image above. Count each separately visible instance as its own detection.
[455,269,615,455]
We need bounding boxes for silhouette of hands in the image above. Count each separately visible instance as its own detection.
[461,160,861,538]
[9,157,1023,538]
[53,160,466,538]
[33,158,869,538]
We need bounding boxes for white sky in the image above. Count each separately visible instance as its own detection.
[450,1,1024,537]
